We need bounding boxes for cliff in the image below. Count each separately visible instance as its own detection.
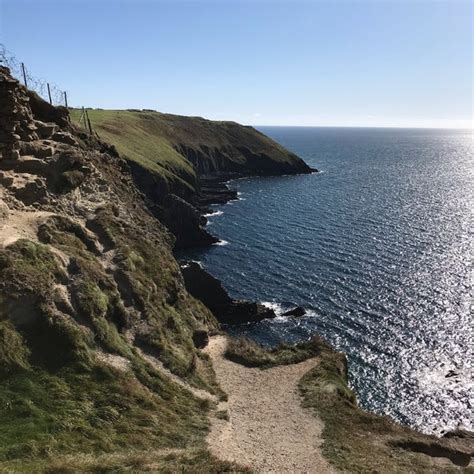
[69,108,312,191]
[68,108,314,248]
[0,68,471,472]
[0,67,243,471]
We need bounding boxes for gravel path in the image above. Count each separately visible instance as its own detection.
[206,335,334,473]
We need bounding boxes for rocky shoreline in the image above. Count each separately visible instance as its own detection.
[172,143,474,468]
[176,168,317,326]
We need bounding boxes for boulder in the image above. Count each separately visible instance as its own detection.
[36,146,54,159]
[52,131,79,146]
[282,306,306,318]
[34,121,59,139]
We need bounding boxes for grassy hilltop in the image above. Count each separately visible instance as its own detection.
[69,108,311,196]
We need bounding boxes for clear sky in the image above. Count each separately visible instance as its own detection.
[1,0,472,128]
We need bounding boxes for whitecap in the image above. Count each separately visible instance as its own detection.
[261,301,284,316]
[204,210,223,218]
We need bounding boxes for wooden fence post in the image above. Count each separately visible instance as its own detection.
[81,107,87,131]
[85,109,93,135]
[21,62,28,88]
[47,83,52,105]
[64,91,68,108]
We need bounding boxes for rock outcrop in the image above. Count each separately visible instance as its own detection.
[160,194,218,248]
[0,66,37,160]
[282,306,306,318]
[181,261,276,324]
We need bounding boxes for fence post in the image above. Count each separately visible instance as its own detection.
[85,109,93,135]
[47,83,52,105]
[64,91,68,108]
[21,62,28,88]
[81,106,87,130]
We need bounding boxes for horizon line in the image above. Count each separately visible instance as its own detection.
[249,123,473,131]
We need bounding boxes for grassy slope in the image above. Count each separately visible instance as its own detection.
[0,117,239,470]
[0,91,305,471]
[0,215,235,471]
[69,108,306,193]
[70,109,197,194]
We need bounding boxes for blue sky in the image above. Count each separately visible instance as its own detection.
[1,0,472,128]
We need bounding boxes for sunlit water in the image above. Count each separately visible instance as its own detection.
[184,127,473,434]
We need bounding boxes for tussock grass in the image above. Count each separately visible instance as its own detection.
[0,208,226,471]
[6,448,251,472]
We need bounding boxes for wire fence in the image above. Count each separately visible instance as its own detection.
[0,43,68,107]
[0,44,101,137]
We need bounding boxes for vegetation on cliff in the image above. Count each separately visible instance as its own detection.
[1,67,471,472]
[0,67,245,471]
[69,108,313,196]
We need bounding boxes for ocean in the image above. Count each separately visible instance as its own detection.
[185,126,473,435]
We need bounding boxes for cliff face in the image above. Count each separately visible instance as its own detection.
[181,262,276,324]
[68,109,314,248]
[0,67,243,471]
[0,66,321,471]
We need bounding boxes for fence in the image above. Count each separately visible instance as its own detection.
[0,44,99,136]
[0,43,68,107]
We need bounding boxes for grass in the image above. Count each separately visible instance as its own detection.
[6,448,252,472]
[70,109,197,195]
[224,335,325,368]
[0,207,228,471]
[0,364,216,470]
[69,108,307,198]
[298,342,471,473]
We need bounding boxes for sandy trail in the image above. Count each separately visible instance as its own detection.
[206,335,334,473]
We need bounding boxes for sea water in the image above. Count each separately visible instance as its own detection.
[185,127,473,435]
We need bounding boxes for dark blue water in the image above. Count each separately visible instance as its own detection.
[187,127,473,435]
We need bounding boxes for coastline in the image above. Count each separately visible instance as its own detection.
[0,67,471,471]
[178,170,474,471]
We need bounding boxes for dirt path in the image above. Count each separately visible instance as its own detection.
[205,335,334,473]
